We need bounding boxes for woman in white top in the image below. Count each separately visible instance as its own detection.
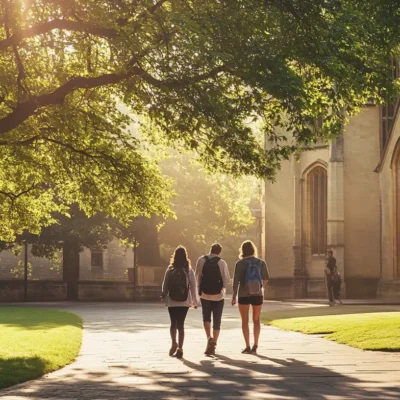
[161,246,200,359]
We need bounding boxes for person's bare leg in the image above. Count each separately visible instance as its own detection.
[238,304,250,348]
[252,305,262,346]
[213,329,220,343]
[204,321,211,338]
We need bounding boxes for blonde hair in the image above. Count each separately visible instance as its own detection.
[239,240,258,258]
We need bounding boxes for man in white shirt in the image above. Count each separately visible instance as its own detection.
[195,243,230,356]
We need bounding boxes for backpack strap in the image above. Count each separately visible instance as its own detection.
[203,255,220,265]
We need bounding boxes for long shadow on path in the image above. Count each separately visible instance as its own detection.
[2,302,400,399]
[3,353,399,400]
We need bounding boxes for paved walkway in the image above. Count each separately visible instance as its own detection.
[1,301,400,399]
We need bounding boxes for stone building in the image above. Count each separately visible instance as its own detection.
[263,100,400,301]
[0,239,168,302]
[0,240,132,281]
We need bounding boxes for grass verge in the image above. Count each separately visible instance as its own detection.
[0,307,82,389]
[262,306,400,351]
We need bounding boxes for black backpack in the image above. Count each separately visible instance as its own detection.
[199,256,223,295]
[168,267,189,301]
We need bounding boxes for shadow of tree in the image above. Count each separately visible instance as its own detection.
[2,302,400,399]
[2,354,400,399]
[0,307,82,330]
[0,357,51,389]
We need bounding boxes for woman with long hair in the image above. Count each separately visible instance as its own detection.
[232,240,269,354]
[161,245,200,359]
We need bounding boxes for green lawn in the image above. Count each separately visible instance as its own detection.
[262,306,400,351]
[0,307,82,389]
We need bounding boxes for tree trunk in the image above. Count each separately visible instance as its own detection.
[135,216,162,266]
[62,237,80,300]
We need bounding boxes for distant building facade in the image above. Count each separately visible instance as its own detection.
[0,239,133,281]
[263,102,400,301]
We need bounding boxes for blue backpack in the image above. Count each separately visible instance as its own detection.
[244,258,262,295]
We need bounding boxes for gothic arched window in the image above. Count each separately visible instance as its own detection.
[307,166,327,255]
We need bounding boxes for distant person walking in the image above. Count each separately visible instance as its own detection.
[232,240,269,354]
[325,249,336,306]
[195,243,230,356]
[161,246,200,359]
[332,264,343,304]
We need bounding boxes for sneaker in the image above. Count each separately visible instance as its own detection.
[169,342,178,356]
[205,337,216,356]
[176,349,183,359]
[241,346,252,354]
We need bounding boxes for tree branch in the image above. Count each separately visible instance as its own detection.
[0,136,39,146]
[148,0,169,14]
[0,182,38,201]
[0,73,127,135]
[43,137,102,160]
[0,65,226,135]
[0,19,117,51]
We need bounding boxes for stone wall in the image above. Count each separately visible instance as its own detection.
[379,108,400,282]
[343,107,381,288]
[80,240,133,280]
[264,148,330,281]
[0,245,61,280]
[0,280,67,302]
[346,278,379,299]
[261,107,397,300]
[78,281,135,301]
[264,278,295,300]
[264,158,295,279]
[0,280,160,302]
[377,280,400,301]
[0,240,133,282]
[307,278,327,298]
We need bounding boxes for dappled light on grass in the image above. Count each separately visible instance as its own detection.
[261,305,400,323]
[262,307,400,351]
[0,307,82,388]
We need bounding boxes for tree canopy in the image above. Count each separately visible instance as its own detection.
[159,152,257,261]
[1,0,399,240]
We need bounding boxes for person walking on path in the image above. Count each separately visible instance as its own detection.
[195,243,230,356]
[232,240,269,354]
[332,264,343,304]
[325,249,337,306]
[161,246,200,359]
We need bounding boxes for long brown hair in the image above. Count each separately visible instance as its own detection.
[170,245,191,270]
[239,240,258,259]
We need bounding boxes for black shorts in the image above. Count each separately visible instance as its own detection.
[238,296,264,306]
